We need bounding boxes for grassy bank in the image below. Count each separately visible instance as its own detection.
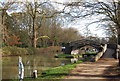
[6,57,91,81]
[2,46,34,56]
[2,46,61,56]
[36,57,90,79]
[54,54,81,58]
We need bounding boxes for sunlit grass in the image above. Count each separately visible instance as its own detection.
[85,52,97,54]
[37,57,90,79]
[54,54,81,58]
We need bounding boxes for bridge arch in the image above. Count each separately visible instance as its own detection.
[62,39,104,54]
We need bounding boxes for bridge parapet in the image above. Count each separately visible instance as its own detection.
[62,39,104,54]
[94,44,107,62]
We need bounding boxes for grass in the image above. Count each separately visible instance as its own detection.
[38,64,77,79]
[54,54,81,58]
[36,57,91,79]
[54,51,97,58]
[8,57,91,81]
[85,51,97,54]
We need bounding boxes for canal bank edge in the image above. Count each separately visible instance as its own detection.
[25,57,92,79]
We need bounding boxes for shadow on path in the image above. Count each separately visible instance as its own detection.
[65,58,120,80]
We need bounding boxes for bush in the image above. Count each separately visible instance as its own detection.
[2,46,34,56]
[47,46,61,52]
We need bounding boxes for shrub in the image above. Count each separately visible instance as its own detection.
[47,46,61,52]
[2,46,34,56]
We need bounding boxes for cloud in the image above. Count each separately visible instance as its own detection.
[50,0,81,3]
[3,0,47,2]
[3,0,119,2]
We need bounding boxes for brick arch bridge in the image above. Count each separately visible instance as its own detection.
[62,39,104,54]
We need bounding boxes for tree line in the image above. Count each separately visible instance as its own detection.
[1,0,120,48]
[64,0,120,44]
[0,1,82,48]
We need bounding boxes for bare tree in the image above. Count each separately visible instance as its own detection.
[67,0,120,44]
[21,0,68,48]
[0,1,17,45]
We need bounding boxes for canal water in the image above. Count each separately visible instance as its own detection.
[2,53,78,79]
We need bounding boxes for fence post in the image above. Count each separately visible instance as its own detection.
[33,70,37,79]
[18,56,24,80]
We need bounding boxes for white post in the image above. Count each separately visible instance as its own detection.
[33,70,37,79]
[18,56,24,80]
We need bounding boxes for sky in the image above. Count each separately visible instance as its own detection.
[49,0,109,38]
[67,18,107,38]
[3,0,119,2]
[1,0,110,38]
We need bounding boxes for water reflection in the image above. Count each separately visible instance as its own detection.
[60,63,65,66]
[2,53,72,79]
[70,58,78,63]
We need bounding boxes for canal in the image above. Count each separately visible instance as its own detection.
[2,53,77,79]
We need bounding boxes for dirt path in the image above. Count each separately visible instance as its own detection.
[65,58,120,79]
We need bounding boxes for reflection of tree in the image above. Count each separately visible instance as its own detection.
[26,60,31,77]
[2,57,18,79]
[2,54,72,78]
[31,54,64,72]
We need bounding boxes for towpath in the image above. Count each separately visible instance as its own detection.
[65,48,120,79]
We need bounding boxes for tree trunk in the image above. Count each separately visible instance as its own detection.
[52,40,55,46]
[117,2,120,65]
[1,10,8,45]
[32,31,36,48]
[118,1,120,45]
[117,28,120,66]
[32,17,37,48]
[118,33,120,45]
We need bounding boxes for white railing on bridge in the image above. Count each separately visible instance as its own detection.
[94,44,107,62]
